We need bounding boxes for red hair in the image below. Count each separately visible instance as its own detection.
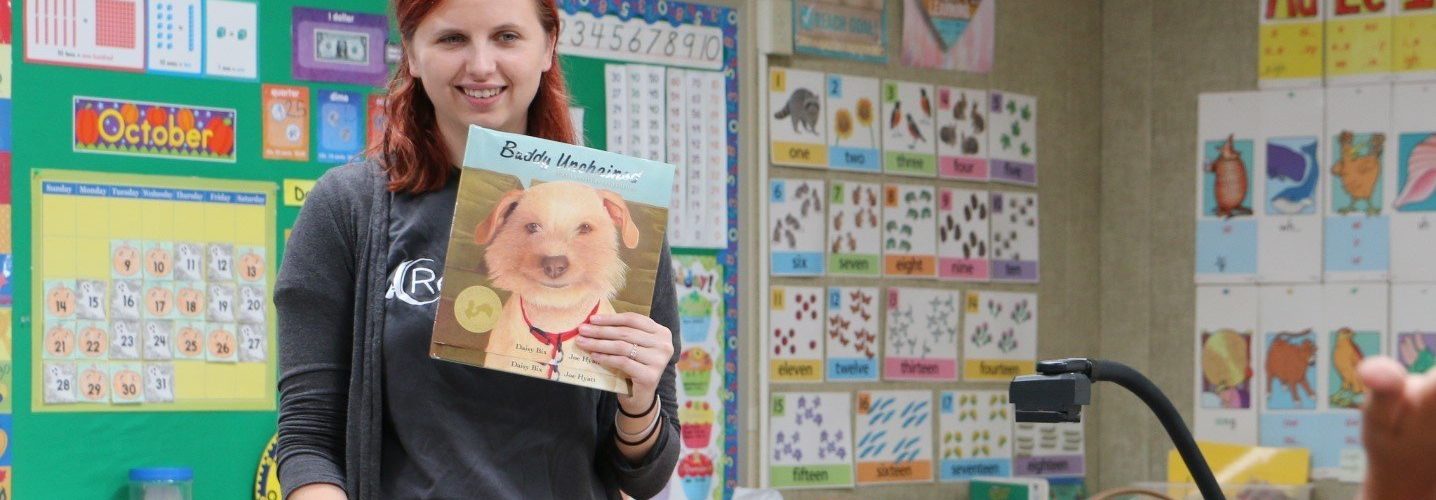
[377,0,576,193]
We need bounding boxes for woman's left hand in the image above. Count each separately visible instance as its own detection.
[577,312,674,412]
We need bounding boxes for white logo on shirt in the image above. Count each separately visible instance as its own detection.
[386,258,443,306]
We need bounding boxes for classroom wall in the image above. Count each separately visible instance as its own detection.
[743,1,1104,497]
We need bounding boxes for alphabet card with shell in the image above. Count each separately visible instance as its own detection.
[32,170,276,412]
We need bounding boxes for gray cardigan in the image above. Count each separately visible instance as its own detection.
[274,161,681,499]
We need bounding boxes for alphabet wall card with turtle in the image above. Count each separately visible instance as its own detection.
[1258,285,1323,413]
[1323,84,1393,282]
[1195,92,1260,284]
[1193,286,1258,444]
[316,89,365,165]
[937,390,1014,482]
[1324,0,1394,86]
[962,290,1037,382]
[937,187,989,282]
[1391,83,1436,282]
[769,68,829,168]
[768,392,855,488]
[1392,284,1436,374]
[880,80,937,177]
[826,180,882,277]
[1322,284,1387,410]
[854,390,934,484]
[430,125,676,395]
[987,91,1036,186]
[989,191,1038,283]
[936,86,989,181]
[883,287,959,382]
[771,179,827,276]
[1258,88,1323,284]
[824,74,881,172]
[1258,0,1324,88]
[825,286,880,382]
[769,286,825,383]
[882,184,937,278]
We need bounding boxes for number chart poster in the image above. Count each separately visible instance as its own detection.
[555,0,742,497]
[30,170,276,412]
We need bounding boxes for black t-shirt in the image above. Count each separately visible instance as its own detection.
[378,174,667,498]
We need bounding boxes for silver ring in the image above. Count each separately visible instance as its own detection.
[627,345,639,360]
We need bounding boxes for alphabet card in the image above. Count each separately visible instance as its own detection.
[1258,285,1324,413]
[1325,0,1393,85]
[962,290,1037,381]
[936,86,989,181]
[855,390,934,484]
[988,91,1037,186]
[883,287,959,382]
[770,179,826,276]
[1196,92,1261,284]
[826,180,882,277]
[938,390,1014,482]
[881,80,937,177]
[1258,88,1323,284]
[989,191,1039,283]
[1322,284,1386,412]
[1391,284,1436,374]
[1258,0,1324,89]
[1390,83,1436,282]
[1324,84,1393,282]
[825,74,881,173]
[882,184,937,278]
[770,286,824,383]
[32,170,277,412]
[825,287,880,382]
[938,187,990,282]
[769,68,828,168]
[1012,422,1085,479]
[769,392,854,488]
[1395,0,1436,82]
[1194,286,1259,444]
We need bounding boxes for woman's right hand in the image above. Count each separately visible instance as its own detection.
[288,483,347,500]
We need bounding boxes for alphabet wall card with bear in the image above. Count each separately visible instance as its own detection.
[825,74,882,173]
[936,86,989,181]
[771,179,827,276]
[431,125,677,395]
[1193,286,1259,445]
[855,390,935,484]
[825,287,880,382]
[962,290,1037,382]
[938,390,1014,482]
[768,392,855,488]
[770,286,825,384]
[1196,92,1261,284]
[1323,84,1393,283]
[826,180,881,278]
[987,91,1036,186]
[1390,83,1436,282]
[1258,88,1323,284]
[881,80,937,177]
[882,184,937,278]
[769,68,829,168]
[884,287,960,382]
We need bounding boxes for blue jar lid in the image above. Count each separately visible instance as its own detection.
[130,467,194,482]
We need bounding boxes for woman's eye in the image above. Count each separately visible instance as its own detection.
[440,34,465,44]
[498,32,520,43]
[526,223,541,234]
[578,223,593,234]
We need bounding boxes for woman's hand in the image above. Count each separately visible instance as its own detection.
[289,483,347,500]
[1358,356,1436,499]
[577,312,675,413]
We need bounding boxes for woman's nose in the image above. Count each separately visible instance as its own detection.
[466,45,498,78]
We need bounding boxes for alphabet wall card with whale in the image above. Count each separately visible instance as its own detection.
[430,125,676,394]
[769,68,829,168]
[1390,83,1436,282]
[31,169,277,412]
[1193,286,1258,445]
[1196,92,1261,284]
[1257,88,1323,284]
[1323,84,1393,283]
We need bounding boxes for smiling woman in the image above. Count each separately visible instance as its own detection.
[275,1,682,499]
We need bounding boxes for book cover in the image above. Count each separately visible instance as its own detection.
[431,125,676,394]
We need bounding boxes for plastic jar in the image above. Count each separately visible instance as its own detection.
[129,467,193,500]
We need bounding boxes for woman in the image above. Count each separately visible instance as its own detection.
[275,0,682,498]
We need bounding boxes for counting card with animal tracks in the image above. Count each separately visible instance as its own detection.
[1258,88,1323,284]
[826,180,881,277]
[770,286,825,383]
[989,191,1039,283]
[1193,286,1258,444]
[882,184,937,278]
[962,290,1036,381]
[769,392,854,488]
[881,80,937,177]
[771,179,827,276]
[938,187,990,281]
[884,287,959,381]
[938,390,1014,482]
[936,86,989,181]
[824,287,880,382]
[825,74,881,173]
[1012,422,1085,479]
[855,390,934,484]
[1323,84,1393,282]
[769,68,828,168]
[987,91,1036,186]
[1196,92,1260,284]
[1390,83,1436,282]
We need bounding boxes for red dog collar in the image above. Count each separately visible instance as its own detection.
[521,299,601,379]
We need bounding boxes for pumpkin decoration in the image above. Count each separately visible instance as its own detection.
[146,106,169,128]
[75,105,101,145]
[206,116,235,155]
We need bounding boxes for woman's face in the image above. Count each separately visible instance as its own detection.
[408,0,553,140]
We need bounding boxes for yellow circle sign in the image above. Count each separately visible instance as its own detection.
[255,433,281,500]
[454,285,501,333]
